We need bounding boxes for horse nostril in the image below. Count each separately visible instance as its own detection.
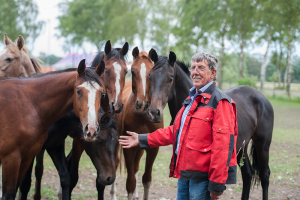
[106,177,112,183]
[144,101,148,111]
[87,132,91,137]
[135,101,142,110]
[156,109,160,117]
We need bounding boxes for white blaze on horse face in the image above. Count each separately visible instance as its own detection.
[113,62,122,104]
[78,81,100,132]
[140,63,147,96]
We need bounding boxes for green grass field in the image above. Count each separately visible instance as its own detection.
[23,95,300,199]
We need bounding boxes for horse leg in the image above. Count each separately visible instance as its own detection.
[1,154,21,200]
[47,144,70,200]
[239,151,253,200]
[109,144,120,200]
[67,137,84,198]
[17,158,34,200]
[33,149,45,200]
[252,140,271,200]
[123,146,139,200]
[142,147,159,200]
[96,180,105,200]
[132,149,144,200]
[0,161,2,199]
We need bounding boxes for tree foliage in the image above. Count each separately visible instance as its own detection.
[0,0,43,45]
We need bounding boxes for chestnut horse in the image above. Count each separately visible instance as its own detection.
[111,47,163,200]
[147,50,274,200]
[91,40,128,114]
[0,34,42,78]
[0,60,105,200]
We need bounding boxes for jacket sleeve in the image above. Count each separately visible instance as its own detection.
[208,99,236,194]
[138,125,174,149]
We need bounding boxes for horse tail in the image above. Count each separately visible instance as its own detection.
[250,142,260,187]
[30,57,43,73]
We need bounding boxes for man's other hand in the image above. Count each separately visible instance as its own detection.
[119,131,139,148]
[210,192,222,200]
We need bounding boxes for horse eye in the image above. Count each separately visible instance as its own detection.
[132,71,135,76]
[6,58,13,63]
[169,78,173,83]
[101,92,106,98]
[77,89,81,95]
[148,75,151,80]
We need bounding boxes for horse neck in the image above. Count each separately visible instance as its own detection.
[168,64,192,122]
[28,72,77,127]
[21,51,36,77]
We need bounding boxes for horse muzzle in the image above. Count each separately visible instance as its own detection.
[84,124,100,142]
[147,108,162,123]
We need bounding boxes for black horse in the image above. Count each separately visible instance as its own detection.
[147,50,274,200]
[18,78,119,200]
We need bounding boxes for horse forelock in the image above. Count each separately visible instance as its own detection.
[78,68,105,92]
[151,56,168,71]
[6,43,19,54]
[105,48,126,62]
[133,51,152,64]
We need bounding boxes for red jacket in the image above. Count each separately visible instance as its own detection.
[138,84,238,194]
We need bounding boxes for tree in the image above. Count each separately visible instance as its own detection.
[178,0,233,89]
[57,0,145,50]
[227,0,257,78]
[0,0,43,46]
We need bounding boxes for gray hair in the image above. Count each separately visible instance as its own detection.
[191,52,218,71]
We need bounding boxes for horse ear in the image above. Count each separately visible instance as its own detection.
[17,35,25,50]
[150,49,158,63]
[77,59,86,76]
[132,46,139,59]
[105,40,112,55]
[4,33,12,46]
[148,48,154,57]
[119,42,129,56]
[169,51,176,67]
[95,60,105,77]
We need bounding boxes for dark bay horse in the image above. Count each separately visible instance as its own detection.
[147,50,274,200]
[0,60,105,200]
[91,40,129,114]
[112,47,163,200]
[0,34,42,78]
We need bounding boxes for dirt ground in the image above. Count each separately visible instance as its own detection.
[14,100,300,200]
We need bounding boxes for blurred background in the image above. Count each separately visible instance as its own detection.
[1,0,300,98]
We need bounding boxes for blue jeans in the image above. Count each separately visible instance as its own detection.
[176,179,212,200]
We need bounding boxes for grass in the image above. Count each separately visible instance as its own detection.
[24,93,300,199]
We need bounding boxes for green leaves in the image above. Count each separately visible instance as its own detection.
[0,0,43,45]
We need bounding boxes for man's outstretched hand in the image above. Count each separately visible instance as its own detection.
[119,131,139,148]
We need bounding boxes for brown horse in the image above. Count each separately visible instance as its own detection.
[111,47,163,200]
[0,34,42,78]
[0,59,105,200]
[91,40,129,113]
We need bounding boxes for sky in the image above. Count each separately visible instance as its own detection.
[32,0,299,61]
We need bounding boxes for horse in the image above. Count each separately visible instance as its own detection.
[0,34,42,78]
[91,40,128,114]
[0,59,105,200]
[16,62,118,200]
[147,50,274,200]
[110,47,163,200]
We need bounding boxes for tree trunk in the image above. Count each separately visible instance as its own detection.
[218,34,225,90]
[260,27,271,91]
[276,42,283,87]
[239,39,245,78]
[286,26,293,98]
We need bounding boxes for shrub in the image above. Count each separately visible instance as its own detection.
[237,78,257,88]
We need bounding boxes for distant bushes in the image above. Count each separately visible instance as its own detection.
[237,78,257,89]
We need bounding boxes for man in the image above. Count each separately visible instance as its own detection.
[119,52,238,200]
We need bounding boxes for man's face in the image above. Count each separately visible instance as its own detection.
[191,60,216,91]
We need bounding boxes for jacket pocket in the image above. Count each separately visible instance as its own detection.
[184,141,212,172]
[188,111,213,143]
[212,124,229,149]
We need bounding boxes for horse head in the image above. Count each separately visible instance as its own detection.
[73,59,106,141]
[147,50,177,123]
[102,40,128,114]
[131,47,154,113]
[0,34,41,79]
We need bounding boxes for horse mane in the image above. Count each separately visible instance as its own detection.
[151,56,190,76]
[91,48,127,68]
[176,60,191,76]
[30,57,43,73]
